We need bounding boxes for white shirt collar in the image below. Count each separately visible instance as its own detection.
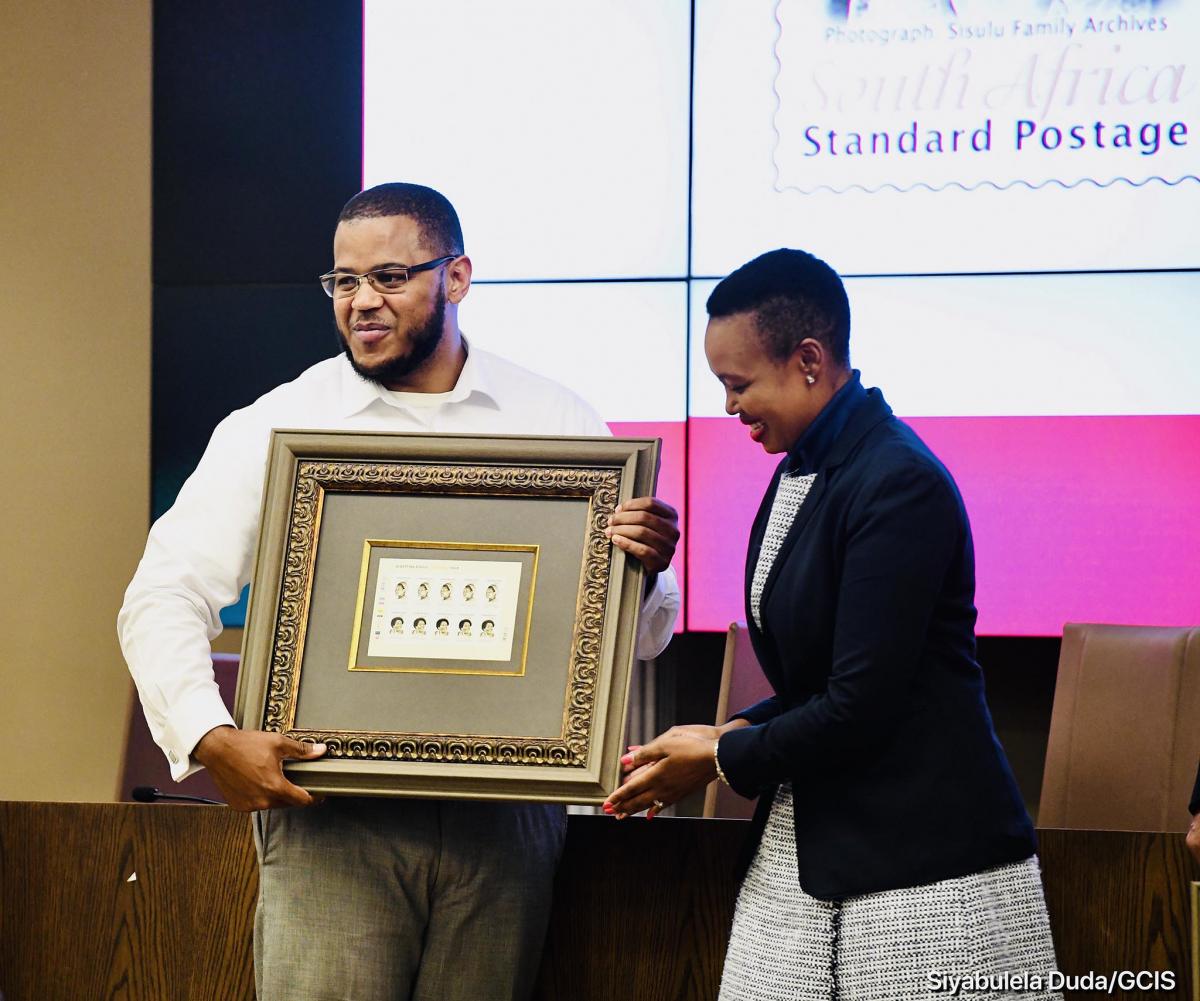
[336,337,500,418]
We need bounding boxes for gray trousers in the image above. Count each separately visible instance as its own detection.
[253,797,567,1001]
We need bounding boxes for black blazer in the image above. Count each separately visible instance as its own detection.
[717,386,1036,900]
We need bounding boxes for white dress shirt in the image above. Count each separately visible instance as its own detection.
[118,344,680,780]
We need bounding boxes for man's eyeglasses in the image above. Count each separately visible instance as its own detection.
[318,256,456,299]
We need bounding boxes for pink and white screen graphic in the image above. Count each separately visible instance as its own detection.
[364,1,691,631]
[460,282,688,633]
[365,0,1200,638]
[692,0,1200,278]
[687,273,1200,636]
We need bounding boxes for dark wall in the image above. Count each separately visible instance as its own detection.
[154,2,362,286]
[655,632,1060,821]
[152,0,362,526]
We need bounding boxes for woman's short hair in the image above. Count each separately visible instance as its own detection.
[706,248,850,367]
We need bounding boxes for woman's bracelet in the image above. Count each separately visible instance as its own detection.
[713,738,731,787]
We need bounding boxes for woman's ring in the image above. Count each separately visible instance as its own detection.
[652,799,665,812]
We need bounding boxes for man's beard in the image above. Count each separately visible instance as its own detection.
[338,284,446,387]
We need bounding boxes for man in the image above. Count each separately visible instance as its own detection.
[118,183,680,1001]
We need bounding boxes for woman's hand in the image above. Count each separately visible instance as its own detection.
[603,722,745,819]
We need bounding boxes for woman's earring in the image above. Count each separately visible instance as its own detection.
[805,373,816,385]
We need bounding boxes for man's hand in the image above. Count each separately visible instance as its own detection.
[1188,813,1200,864]
[605,497,679,575]
[192,725,326,812]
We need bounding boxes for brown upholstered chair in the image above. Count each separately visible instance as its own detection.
[119,652,240,803]
[703,622,772,819]
[1038,623,1200,832]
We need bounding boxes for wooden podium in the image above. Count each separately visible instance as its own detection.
[0,803,1194,1000]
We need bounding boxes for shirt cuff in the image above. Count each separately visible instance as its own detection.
[161,690,237,782]
[635,564,680,660]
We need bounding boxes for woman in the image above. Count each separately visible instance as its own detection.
[604,249,1060,1000]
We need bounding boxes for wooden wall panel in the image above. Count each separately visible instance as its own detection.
[1039,828,1197,1000]
[534,816,744,999]
[0,803,255,1001]
[1,804,1195,1001]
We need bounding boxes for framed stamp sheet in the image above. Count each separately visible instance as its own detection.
[233,430,660,804]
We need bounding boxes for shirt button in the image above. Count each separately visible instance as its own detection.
[168,751,179,764]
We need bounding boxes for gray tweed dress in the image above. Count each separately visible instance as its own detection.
[719,471,1062,1001]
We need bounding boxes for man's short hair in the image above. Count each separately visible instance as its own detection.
[706,249,850,367]
[338,182,465,257]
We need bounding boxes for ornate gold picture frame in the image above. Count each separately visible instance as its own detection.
[233,430,660,803]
